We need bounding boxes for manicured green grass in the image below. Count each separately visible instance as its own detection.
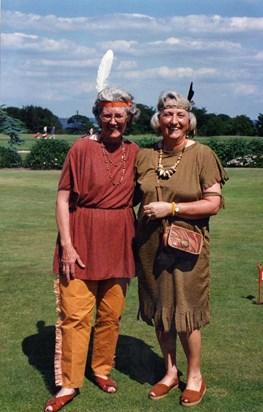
[0,133,259,151]
[0,133,154,150]
[0,168,262,411]
[0,133,79,151]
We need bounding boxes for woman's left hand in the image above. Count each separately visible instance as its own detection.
[144,202,171,220]
[61,244,86,283]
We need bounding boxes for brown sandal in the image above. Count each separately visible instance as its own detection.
[44,390,77,412]
[93,375,117,393]
[180,380,206,407]
[148,377,179,400]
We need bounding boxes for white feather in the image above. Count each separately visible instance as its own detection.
[96,49,114,92]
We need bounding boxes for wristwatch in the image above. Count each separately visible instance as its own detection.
[175,204,180,214]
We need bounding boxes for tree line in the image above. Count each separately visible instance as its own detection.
[2,104,263,137]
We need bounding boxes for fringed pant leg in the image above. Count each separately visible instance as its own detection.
[54,278,96,388]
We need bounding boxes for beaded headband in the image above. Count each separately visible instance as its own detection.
[162,104,190,111]
[159,82,195,112]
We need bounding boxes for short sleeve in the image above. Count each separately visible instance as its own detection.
[199,145,229,190]
[57,141,81,209]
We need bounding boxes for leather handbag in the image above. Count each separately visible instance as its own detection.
[154,150,203,255]
[163,223,203,255]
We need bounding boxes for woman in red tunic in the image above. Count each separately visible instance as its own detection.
[45,87,140,412]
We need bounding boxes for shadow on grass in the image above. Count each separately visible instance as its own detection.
[22,321,57,393]
[22,320,166,394]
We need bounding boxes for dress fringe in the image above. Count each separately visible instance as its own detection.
[139,299,210,333]
[54,278,63,387]
[176,307,210,332]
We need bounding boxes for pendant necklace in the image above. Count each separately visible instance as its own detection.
[156,144,186,179]
[101,140,126,186]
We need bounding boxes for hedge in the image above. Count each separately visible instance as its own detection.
[1,137,263,169]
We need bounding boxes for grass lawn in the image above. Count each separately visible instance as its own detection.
[0,133,259,152]
[0,167,262,411]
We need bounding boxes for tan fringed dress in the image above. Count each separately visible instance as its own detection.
[135,141,228,333]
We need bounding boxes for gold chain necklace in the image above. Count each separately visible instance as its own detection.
[101,141,126,186]
[157,145,186,179]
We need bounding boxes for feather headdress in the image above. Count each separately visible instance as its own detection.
[187,82,194,102]
[96,49,114,93]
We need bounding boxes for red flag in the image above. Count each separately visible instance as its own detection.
[257,263,263,283]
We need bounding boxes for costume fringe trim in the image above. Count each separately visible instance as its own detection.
[139,298,210,333]
[54,278,63,387]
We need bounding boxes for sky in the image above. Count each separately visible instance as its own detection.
[1,0,263,121]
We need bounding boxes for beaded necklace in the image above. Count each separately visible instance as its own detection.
[101,141,126,186]
[157,145,186,179]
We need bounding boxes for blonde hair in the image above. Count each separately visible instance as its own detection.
[151,91,197,134]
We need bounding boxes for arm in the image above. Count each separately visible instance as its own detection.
[143,182,222,220]
[56,190,85,282]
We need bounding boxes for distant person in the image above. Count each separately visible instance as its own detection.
[42,126,48,138]
[135,90,228,406]
[50,126,56,139]
[44,87,140,412]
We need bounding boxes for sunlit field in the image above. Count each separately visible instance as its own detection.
[0,132,260,151]
[0,166,262,411]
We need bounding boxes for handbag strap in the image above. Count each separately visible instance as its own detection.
[154,149,163,202]
[156,181,163,202]
[154,150,168,227]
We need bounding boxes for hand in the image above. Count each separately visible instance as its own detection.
[143,201,172,220]
[61,244,85,282]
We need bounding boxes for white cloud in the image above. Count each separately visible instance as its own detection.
[123,66,217,80]
[2,32,95,56]
[150,37,242,53]
[99,40,140,55]
[255,51,263,60]
[1,9,263,118]
[116,60,138,70]
[169,15,263,34]
[4,11,263,35]
[234,83,258,96]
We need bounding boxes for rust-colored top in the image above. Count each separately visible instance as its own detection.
[53,136,140,280]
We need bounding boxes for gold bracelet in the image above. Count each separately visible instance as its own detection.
[171,202,176,216]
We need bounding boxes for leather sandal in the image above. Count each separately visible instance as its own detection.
[44,390,77,412]
[148,377,179,400]
[93,375,117,393]
[180,380,206,407]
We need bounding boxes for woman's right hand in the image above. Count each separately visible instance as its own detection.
[61,244,85,282]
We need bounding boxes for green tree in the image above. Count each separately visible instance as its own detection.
[230,115,257,136]
[0,105,26,145]
[255,113,263,137]
[217,114,233,135]
[205,113,234,136]
[205,114,223,136]
[192,107,208,135]
[6,105,62,134]
[66,114,95,134]
[128,103,155,135]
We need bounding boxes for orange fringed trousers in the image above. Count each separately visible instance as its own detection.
[54,277,129,388]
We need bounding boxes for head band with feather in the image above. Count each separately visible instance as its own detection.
[187,82,194,102]
[96,50,132,107]
[96,49,114,93]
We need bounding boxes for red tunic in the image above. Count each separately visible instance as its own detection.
[53,136,140,280]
